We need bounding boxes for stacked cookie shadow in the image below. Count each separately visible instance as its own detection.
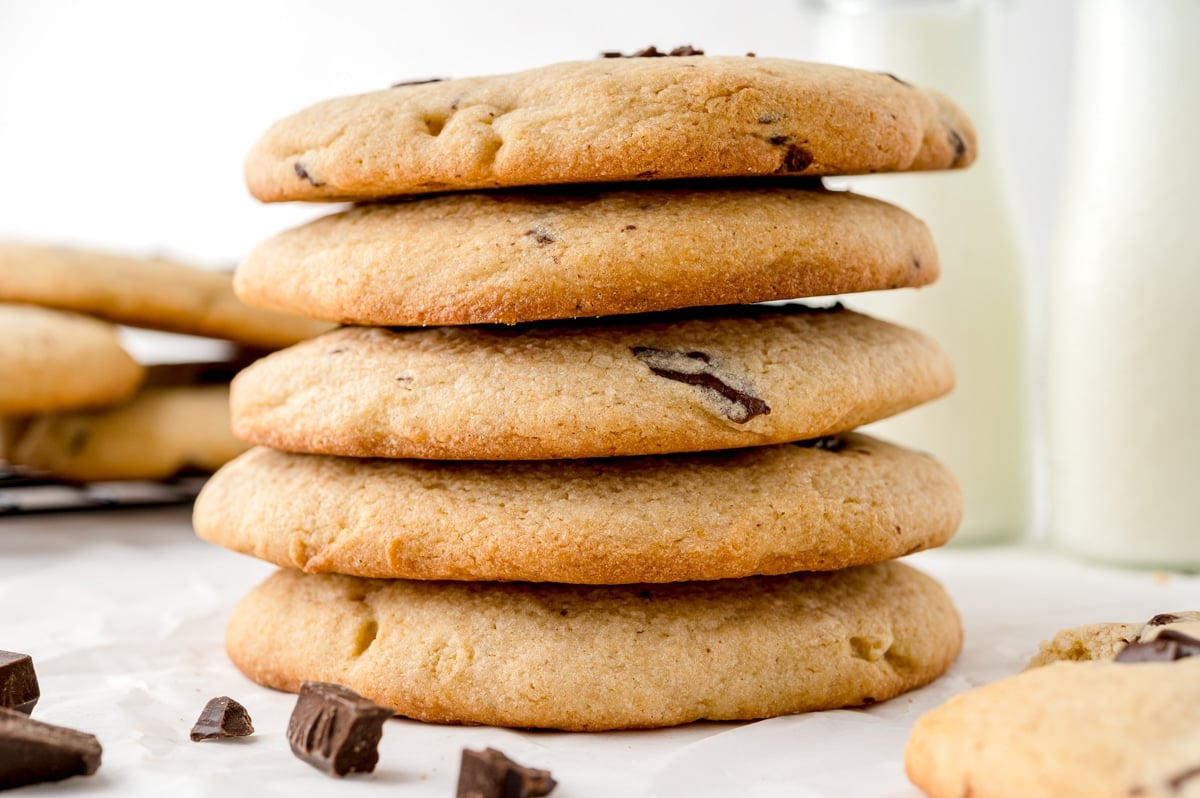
[0,245,328,486]
[195,52,976,731]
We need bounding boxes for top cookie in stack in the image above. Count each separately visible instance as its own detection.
[199,50,973,731]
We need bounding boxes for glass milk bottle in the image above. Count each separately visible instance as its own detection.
[797,0,1030,543]
[1047,0,1200,568]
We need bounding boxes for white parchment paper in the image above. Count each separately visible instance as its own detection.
[2,507,1198,796]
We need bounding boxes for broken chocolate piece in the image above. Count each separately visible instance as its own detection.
[1115,629,1200,663]
[190,696,254,742]
[0,651,39,715]
[456,747,557,798]
[1147,613,1183,626]
[631,347,770,423]
[0,707,101,790]
[286,682,392,777]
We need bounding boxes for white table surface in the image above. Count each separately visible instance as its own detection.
[3,506,1198,797]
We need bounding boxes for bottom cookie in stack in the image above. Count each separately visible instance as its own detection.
[196,430,964,730]
[225,563,960,732]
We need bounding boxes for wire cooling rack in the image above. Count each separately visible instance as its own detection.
[0,468,205,515]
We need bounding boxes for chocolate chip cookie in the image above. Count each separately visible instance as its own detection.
[0,243,331,349]
[227,561,962,730]
[0,303,143,416]
[906,612,1200,798]
[228,304,954,460]
[245,55,976,201]
[194,432,961,583]
[235,183,938,325]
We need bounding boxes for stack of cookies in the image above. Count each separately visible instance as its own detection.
[195,51,975,731]
[0,245,329,483]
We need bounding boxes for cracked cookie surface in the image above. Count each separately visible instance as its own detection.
[226,561,961,730]
[228,304,954,460]
[235,183,938,325]
[194,432,961,582]
[244,55,976,202]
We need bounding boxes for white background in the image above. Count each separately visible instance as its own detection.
[0,0,1073,272]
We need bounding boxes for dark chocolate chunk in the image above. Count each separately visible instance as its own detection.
[286,682,392,777]
[0,707,101,790]
[456,747,556,798]
[390,77,445,88]
[0,651,39,715]
[793,435,847,453]
[1114,629,1200,663]
[294,162,324,187]
[190,696,254,742]
[1147,613,1182,626]
[777,144,814,174]
[631,347,770,423]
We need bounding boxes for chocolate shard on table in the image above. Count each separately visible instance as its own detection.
[286,681,392,777]
[0,707,102,790]
[0,651,39,715]
[190,696,254,741]
[456,747,557,798]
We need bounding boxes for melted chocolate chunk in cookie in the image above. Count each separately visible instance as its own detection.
[1115,629,1200,663]
[631,347,770,423]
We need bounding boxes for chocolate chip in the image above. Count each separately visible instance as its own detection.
[622,224,637,231]
[948,129,967,166]
[524,227,556,245]
[912,256,922,271]
[1169,765,1200,791]
[456,747,557,798]
[793,436,847,453]
[768,135,791,146]
[294,162,324,187]
[286,682,392,778]
[390,77,445,88]
[636,170,659,179]
[1114,629,1200,663]
[777,145,814,174]
[0,651,39,715]
[0,707,101,790]
[880,72,912,87]
[631,347,770,423]
[1147,613,1182,626]
[190,696,254,742]
[601,45,704,58]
